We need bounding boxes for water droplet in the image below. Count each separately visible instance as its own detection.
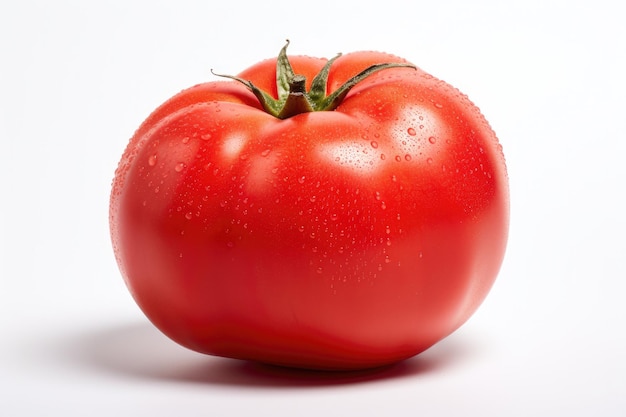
[434,103,444,109]
[185,212,193,220]
[380,154,386,160]
[428,136,437,144]
[395,155,402,162]
[298,176,306,184]
[316,267,323,274]
[201,133,212,141]
[370,141,379,149]
[381,201,387,210]
[261,149,271,157]
[330,213,338,221]
[227,241,234,248]
[310,195,317,202]
[298,225,305,232]
[153,186,160,193]
[182,137,190,144]
[175,162,185,172]
[404,154,412,161]
[148,154,157,166]
[375,191,382,201]
[386,226,391,234]
[427,157,433,164]
[407,127,417,136]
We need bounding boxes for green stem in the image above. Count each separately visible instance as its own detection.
[212,41,416,119]
[278,74,315,119]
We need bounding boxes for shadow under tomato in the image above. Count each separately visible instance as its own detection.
[62,321,478,388]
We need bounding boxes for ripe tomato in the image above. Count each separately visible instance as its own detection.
[110,42,509,370]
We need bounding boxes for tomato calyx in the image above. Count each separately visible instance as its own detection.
[211,40,416,119]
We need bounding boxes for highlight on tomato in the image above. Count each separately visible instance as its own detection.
[110,41,509,370]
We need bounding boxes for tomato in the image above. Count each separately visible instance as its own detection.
[110,42,509,370]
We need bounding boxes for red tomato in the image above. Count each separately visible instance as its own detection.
[110,42,509,370]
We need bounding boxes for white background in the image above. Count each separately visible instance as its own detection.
[1,0,625,415]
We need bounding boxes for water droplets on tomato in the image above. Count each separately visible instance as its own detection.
[148,154,157,166]
[407,127,417,136]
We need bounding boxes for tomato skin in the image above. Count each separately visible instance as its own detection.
[110,50,509,370]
